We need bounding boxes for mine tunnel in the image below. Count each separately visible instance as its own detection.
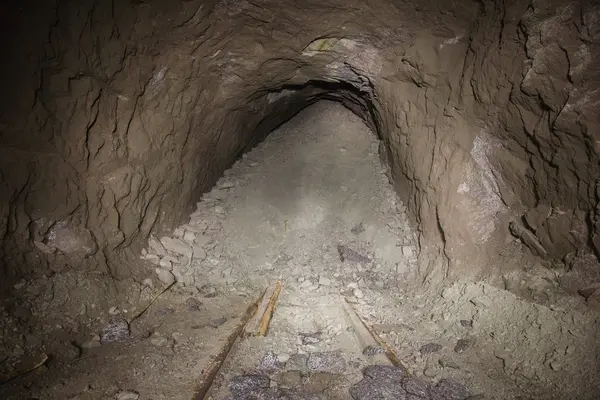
[1,0,600,399]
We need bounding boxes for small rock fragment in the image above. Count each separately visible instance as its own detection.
[142,278,153,287]
[185,297,203,311]
[13,279,27,290]
[439,359,460,369]
[160,237,192,257]
[228,374,270,396]
[362,345,386,356]
[81,335,102,349]
[430,379,470,400]
[101,319,130,343]
[351,223,365,235]
[420,343,442,355]
[150,336,168,347]
[287,354,308,369]
[404,377,431,397]
[155,268,176,285]
[460,320,473,329]
[209,317,227,328]
[307,352,347,373]
[148,236,167,257]
[116,391,139,400]
[454,338,475,354]
[277,353,290,363]
[318,276,331,286]
[300,332,322,345]
[362,364,405,384]
[337,245,370,264]
[260,351,279,369]
[578,283,600,299]
[279,370,301,388]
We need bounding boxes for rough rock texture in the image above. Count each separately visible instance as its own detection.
[0,0,598,300]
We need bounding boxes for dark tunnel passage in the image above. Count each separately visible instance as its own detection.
[239,80,381,159]
[1,0,600,399]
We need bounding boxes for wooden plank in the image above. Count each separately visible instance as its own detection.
[258,280,282,336]
[192,293,263,399]
[342,298,407,371]
[244,280,281,337]
[0,353,48,384]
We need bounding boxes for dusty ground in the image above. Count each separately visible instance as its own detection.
[2,101,599,399]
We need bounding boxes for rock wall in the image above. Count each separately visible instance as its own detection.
[1,0,598,295]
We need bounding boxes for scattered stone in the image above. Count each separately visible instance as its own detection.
[454,338,475,354]
[578,283,600,299]
[423,366,438,377]
[181,223,206,234]
[279,370,302,388]
[214,205,225,214]
[401,246,414,258]
[353,289,364,299]
[439,359,460,369]
[81,335,102,349]
[300,280,313,289]
[277,353,290,363]
[116,391,140,400]
[185,297,203,311]
[159,257,173,270]
[307,351,347,373]
[287,354,308,369]
[351,223,365,235]
[404,377,431,398]
[362,365,405,384]
[200,284,217,297]
[430,379,470,400]
[192,245,208,260]
[228,374,270,396]
[183,230,196,243]
[173,227,185,239]
[142,278,153,287]
[13,279,27,290]
[460,320,473,329]
[148,236,167,257]
[142,253,160,266]
[260,351,279,369]
[350,365,407,399]
[100,319,130,343]
[150,336,169,347]
[209,317,227,328]
[469,298,489,308]
[420,343,442,355]
[302,371,334,393]
[34,240,56,254]
[362,345,386,356]
[218,181,235,189]
[155,268,176,285]
[160,237,192,257]
[318,276,331,286]
[337,245,370,265]
[300,332,322,345]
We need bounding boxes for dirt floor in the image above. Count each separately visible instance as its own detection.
[1,101,599,399]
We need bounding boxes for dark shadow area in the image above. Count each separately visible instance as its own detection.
[239,80,380,159]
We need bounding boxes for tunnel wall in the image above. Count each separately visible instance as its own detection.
[1,0,598,296]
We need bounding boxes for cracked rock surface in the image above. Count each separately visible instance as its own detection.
[1,0,600,399]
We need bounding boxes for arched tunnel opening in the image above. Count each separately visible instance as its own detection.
[1,0,600,399]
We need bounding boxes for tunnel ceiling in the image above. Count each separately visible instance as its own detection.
[0,0,599,290]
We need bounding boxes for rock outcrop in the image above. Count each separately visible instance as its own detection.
[1,0,598,294]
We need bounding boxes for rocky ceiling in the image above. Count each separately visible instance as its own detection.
[0,0,599,292]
